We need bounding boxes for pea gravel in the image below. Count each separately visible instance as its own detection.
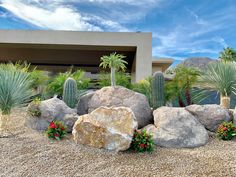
[0,109,236,177]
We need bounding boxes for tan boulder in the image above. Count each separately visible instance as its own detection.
[72,106,138,151]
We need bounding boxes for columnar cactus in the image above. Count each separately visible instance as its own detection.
[152,71,165,109]
[62,77,77,108]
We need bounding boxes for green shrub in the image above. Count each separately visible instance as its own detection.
[29,69,49,90]
[216,122,236,140]
[47,69,90,97]
[46,121,67,140]
[131,77,153,107]
[130,129,154,153]
[98,71,131,89]
[27,97,41,117]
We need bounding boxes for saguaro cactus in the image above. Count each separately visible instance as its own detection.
[152,71,165,109]
[63,77,77,108]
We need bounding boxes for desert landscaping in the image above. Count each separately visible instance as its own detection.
[1,50,236,177]
[1,108,236,177]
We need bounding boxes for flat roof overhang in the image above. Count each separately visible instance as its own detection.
[152,57,174,71]
[0,30,153,81]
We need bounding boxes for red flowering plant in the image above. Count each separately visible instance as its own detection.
[216,122,236,140]
[46,121,67,140]
[130,129,154,153]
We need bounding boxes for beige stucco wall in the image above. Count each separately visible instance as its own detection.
[0,30,152,82]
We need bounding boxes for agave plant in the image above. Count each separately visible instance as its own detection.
[0,64,33,135]
[198,62,236,109]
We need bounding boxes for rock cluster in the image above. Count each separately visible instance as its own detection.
[78,86,153,128]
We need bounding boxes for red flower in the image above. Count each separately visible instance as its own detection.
[61,126,65,131]
[50,122,57,129]
[223,127,228,131]
[54,133,59,137]
[140,143,145,148]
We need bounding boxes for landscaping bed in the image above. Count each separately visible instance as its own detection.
[1,108,235,177]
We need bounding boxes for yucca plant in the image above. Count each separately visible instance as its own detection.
[99,53,127,86]
[0,64,33,136]
[198,62,236,109]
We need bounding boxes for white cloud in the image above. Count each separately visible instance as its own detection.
[0,0,130,31]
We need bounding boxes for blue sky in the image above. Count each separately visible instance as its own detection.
[0,0,235,64]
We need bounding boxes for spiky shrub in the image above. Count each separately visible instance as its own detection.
[198,62,236,109]
[130,129,154,153]
[62,77,77,108]
[0,64,33,115]
[152,72,165,109]
[47,69,90,98]
[27,97,41,117]
[216,122,236,140]
[46,121,67,140]
[219,47,236,63]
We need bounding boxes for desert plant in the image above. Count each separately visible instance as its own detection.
[47,69,90,97]
[0,64,33,136]
[152,72,165,109]
[98,71,131,89]
[130,129,154,153]
[99,53,127,86]
[216,122,236,140]
[29,69,49,90]
[165,66,200,107]
[219,47,236,63]
[62,77,77,108]
[131,77,153,107]
[198,62,236,109]
[27,97,41,117]
[46,121,67,140]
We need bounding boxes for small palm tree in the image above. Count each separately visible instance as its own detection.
[165,65,200,107]
[198,62,236,109]
[219,47,236,63]
[0,64,33,136]
[99,53,127,86]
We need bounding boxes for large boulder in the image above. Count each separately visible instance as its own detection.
[233,108,236,126]
[77,91,95,115]
[73,106,138,151]
[88,86,153,128]
[186,104,231,132]
[145,107,208,148]
[26,97,79,132]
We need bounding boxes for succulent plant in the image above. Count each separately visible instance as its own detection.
[152,71,165,109]
[62,77,77,108]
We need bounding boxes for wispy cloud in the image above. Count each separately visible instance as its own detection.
[0,0,132,31]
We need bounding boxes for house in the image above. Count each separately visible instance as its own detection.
[0,30,173,82]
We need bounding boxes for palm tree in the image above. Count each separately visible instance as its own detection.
[99,53,127,86]
[219,47,236,63]
[0,64,33,137]
[165,65,200,107]
[198,62,236,109]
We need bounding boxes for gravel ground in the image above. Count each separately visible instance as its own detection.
[0,109,236,177]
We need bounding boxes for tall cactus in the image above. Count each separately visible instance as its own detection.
[63,77,77,108]
[152,71,165,109]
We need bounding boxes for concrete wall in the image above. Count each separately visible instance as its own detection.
[0,30,153,82]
